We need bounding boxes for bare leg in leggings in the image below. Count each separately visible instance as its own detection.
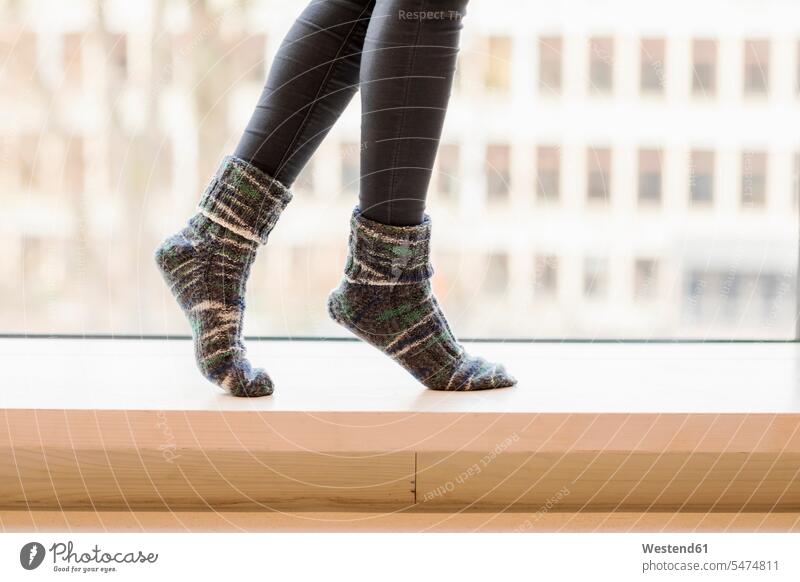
[156,0,516,396]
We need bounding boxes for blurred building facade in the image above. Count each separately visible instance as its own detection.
[1,0,798,338]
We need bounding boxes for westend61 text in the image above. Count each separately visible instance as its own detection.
[642,543,708,554]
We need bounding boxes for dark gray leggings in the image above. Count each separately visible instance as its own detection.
[234,0,468,226]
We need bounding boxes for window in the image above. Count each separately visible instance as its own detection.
[744,40,770,95]
[741,151,767,208]
[589,37,614,94]
[536,146,560,204]
[685,270,707,320]
[758,272,795,323]
[584,257,609,298]
[484,252,509,295]
[720,271,742,321]
[435,144,460,200]
[108,33,128,79]
[486,36,512,92]
[692,39,717,97]
[686,269,795,329]
[538,36,562,94]
[638,149,662,205]
[534,255,558,297]
[340,142,359,196]
[63,33,83,85]
[634,259,659,300]
[1,30,36,81]
[689,150,714,205]
[486,144,511,200]
[4,2,797,342]
[640,38,665,94]
[64,136,84,194]
[19,134,41,191]
[587,147,611,202]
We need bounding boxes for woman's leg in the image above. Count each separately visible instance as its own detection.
[235,0,375,186]
[328,0,517,391]
[358,0,466,226]
[156,0,376,397]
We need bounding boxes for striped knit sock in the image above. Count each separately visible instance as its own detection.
[327,206,517,391]
[154,156,292,397]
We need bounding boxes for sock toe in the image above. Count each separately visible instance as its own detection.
[490,362,517,388]
[242,370,274,397]
[458,357,516,391]
[225,364,274,397]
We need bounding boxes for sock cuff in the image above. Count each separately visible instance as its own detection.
[344,205,435,285]
[197,156,293,245]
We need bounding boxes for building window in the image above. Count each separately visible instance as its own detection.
[536,145,560,204]
[534,255,558,297]
[640,38,665,94]
[741,151,767,208]
[744,40,770,95]
[720,271,742,321]
[584,257,609,298]
[484,252,509,295]
[689,150,714,205]
[486,143,511,200]
[759,274,776,318]
[634,258,659,301]
[685,270,708,320]
[2,31,37,80]
[108,33,128,79]
[435,144,460,200]
[340,142,359,196]
[19,134,41,190]
[538,36,562,95]
[691,39,717,97]
[638,149,662,205]
[486,36,512,92]
[64,138,84,194]
[63,33,83,85]
[589,37,614,94]
[587,147,611,202]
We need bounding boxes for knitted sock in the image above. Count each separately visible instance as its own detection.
[327,206,517,391]
[154,156,292,397]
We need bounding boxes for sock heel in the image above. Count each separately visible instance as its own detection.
[326,289,347,327]
[154,234,195,284]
